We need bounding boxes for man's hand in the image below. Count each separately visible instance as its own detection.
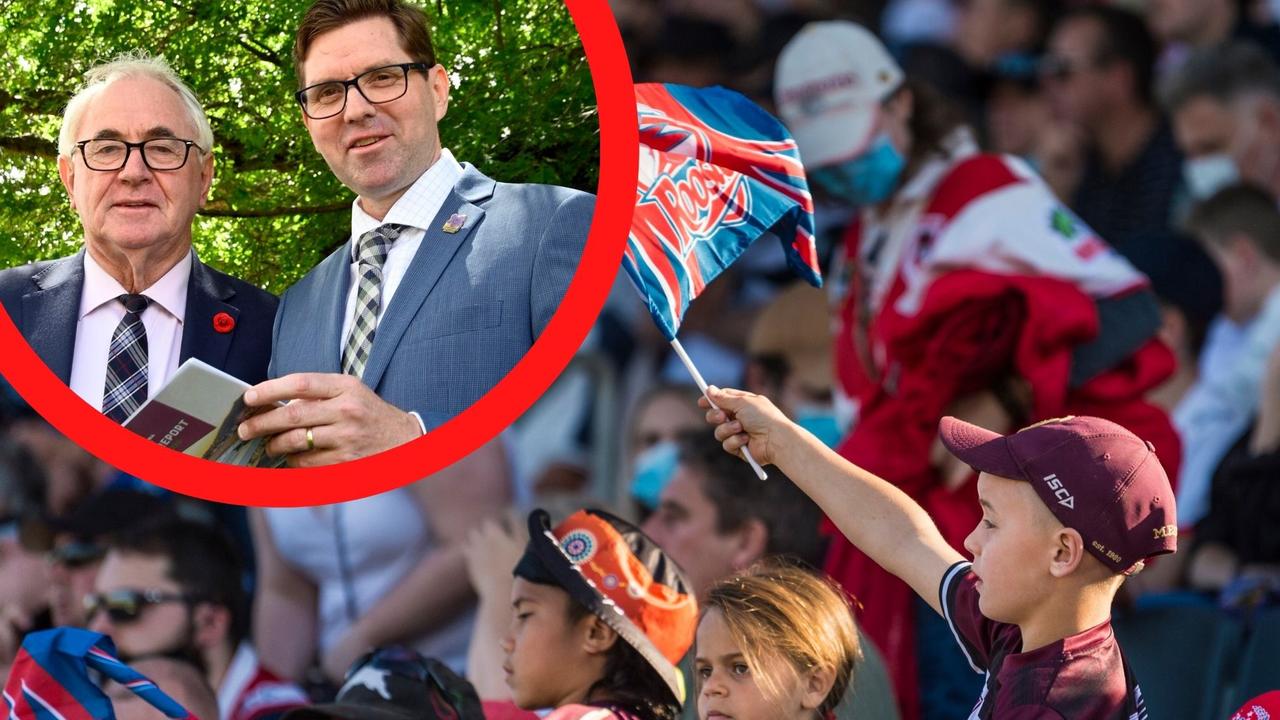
[237,373,422,467]
[699,386,794,467]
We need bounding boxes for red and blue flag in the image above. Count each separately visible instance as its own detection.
[3,628,196,720]
[627,83,822,340]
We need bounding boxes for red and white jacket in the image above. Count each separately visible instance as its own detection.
[217,644,308,720]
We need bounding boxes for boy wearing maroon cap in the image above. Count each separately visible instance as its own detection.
[703,387,1177,719]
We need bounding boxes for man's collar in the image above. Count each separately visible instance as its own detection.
[80,248,192,322]
[349,148,464,253]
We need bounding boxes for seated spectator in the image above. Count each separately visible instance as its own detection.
[1162,41,1280,202]
[89,517,307,720]
[1043,5,1186,263]
[0,438,51,678]
[252,439,509,682]
[107,656,220,720]
[744,282,840,447]
[643,433,897,720]
[1147,0,1280,71]
[627,384,704,513]
[483,508,696,720]
[282,647,483,720]
[696,564,861,720]
[40,488,176,628]
[1174,185,1280,529]
[1185,339,1280,598]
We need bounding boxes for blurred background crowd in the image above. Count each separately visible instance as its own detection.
[3,0,1280,719]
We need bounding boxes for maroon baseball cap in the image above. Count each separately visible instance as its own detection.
[938,415,1177,575]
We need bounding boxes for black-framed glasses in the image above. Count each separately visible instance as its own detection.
[74,138,205,172]
[83,588,198,623]
[296,62,433,119]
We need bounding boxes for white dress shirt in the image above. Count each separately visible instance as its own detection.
[70,249,191,412]
[341,148,464,350]
[1174,285,1280,526]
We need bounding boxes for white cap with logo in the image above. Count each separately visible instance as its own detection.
[774,21,905,169]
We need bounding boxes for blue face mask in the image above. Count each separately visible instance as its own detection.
[794,405,843,449]
[810,132,906,206]
[630,441,679,511]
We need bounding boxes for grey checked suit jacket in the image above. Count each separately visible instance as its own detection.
[268,165,594,429]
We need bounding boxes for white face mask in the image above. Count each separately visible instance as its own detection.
[1184,153,1239,200]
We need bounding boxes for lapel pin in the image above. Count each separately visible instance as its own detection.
[442,213,467,234]
[213,312,235,334]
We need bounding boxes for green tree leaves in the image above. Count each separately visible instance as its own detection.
[0,0,597,291]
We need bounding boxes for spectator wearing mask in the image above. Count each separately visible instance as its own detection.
[1173,185,1280,530]
[774,20,1179,720]
[1042,5,1185,262]
[628,384,704,513]
[744,282,841,448]
[1162,41,1280,203]
[89,518,307,720]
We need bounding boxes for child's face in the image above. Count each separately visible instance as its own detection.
[695,609,825,720]
[501,577,598,709]
[963,472,1059,623]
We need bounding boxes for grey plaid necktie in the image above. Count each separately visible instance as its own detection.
[342,223,407,377]
[102,293,151,423]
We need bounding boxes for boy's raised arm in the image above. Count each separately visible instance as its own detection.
[704,386,965,615]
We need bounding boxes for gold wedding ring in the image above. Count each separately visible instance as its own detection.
[305,428,315,452]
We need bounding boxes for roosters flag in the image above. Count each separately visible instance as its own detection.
[627,83,822,340]
[3,628,196,720]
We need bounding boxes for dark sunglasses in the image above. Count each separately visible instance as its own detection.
[83,588,198,623]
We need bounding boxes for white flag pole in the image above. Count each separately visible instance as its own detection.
[669,338,768,480]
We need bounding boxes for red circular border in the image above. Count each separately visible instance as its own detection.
[0,0,636,507]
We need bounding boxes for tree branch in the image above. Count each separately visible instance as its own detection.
[237,36,284,67]
[199,202,348,218]
[0,136,57,158]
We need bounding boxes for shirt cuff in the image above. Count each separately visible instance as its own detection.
[407,411,427,436]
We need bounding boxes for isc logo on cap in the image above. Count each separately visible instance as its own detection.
[1043,473,1075,509]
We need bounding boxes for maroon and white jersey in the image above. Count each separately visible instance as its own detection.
[217,643,308,720]
[939,562,1149,720]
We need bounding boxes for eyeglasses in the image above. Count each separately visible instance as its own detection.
[74,138,205,172]
[83,588,197,623]
[296,62,433,119]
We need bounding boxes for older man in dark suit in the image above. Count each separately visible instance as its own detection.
[0,54,277,419]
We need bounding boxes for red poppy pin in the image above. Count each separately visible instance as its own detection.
[213,312,235,334]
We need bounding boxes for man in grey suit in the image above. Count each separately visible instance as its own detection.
[237,0,592,466]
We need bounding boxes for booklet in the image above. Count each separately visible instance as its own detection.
[122,358,286,468]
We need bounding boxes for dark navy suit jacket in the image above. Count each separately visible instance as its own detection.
[0,249,278,387]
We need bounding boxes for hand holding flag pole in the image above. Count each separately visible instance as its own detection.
[625,83,824,481]
[669,337,767,479]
